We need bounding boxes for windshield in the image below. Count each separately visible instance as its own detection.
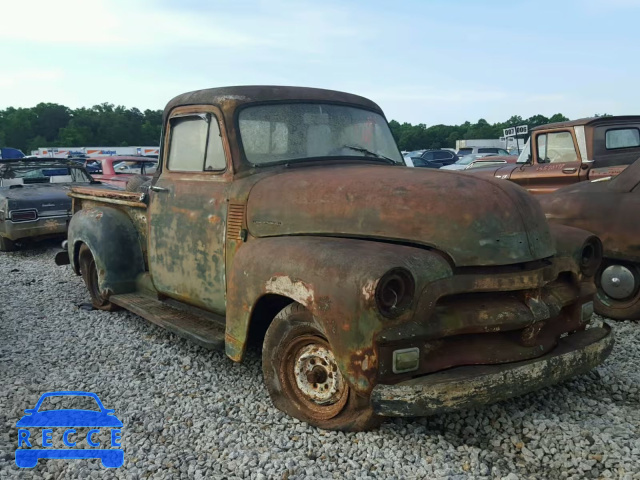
[517,139,531,163]
[238,103,403,166]
[457,148,472,155]
[0,165,92,185]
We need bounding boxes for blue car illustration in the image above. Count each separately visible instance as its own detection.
[15,391,123,468]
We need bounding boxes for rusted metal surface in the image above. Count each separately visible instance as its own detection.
[65,86,613,426]
[246,164,554,267]
[538,159,640,319]
[468,116,640,194]
[371,325,613,417]
[283,335,349,420]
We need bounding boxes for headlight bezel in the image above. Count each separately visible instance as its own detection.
[375,268,415,318]
[580,237,603,277]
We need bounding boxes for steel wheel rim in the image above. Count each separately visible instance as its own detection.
[282,334,348,420]
[601,264,637,300]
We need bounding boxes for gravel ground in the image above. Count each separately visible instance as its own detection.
[1,242,639,480]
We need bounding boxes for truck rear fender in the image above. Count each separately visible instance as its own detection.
[68,207,145,296]
[225,236,452,394]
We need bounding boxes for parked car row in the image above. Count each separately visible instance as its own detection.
[1,86,636,434]
[0,155,157,251]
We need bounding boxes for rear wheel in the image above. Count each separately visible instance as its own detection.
[0,236,16,252]
[262,303,380,431]
[79,244,119,311]
[594,262,640,320]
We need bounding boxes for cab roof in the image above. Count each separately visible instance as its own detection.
[532,115,640,131]
[164,85,383,119]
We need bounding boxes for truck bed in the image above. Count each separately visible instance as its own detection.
[70,185,147,210]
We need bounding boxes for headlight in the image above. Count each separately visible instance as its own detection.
[580,237,602,277]
[375,268,415,317]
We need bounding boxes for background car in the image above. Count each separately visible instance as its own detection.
[0,159,96,251]
[456,146,510,156]
[84,156,157,188]
[410,149,459,167]
[403,155,441,168]
[441,153,497,170]
[0,147,26,160]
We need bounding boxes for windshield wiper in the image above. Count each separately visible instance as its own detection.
[341,145,398,164]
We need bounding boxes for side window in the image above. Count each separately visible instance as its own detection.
[606,128,640,149]
[433,151,449,160]
[168,114,226,172]
[422,152,434,161]
[537,131,577,163]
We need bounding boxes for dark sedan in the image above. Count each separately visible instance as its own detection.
[408,149,459,167]
[0,159,97,251]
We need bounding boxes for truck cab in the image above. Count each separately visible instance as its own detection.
[470,116,640,194]
[63,86,612,431]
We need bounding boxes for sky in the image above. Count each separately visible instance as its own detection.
[1,0,639,125]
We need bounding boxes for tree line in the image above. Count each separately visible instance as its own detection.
[388,113,571,151]
[0,102,574,153]
[0,103,163,154]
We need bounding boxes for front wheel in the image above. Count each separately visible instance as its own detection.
[79,244,119,311]
[262,303,380,431]
[594,262,640,320]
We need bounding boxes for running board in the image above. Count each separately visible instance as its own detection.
[109,293,226,350]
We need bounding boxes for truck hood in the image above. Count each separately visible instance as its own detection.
[246,164,555,267]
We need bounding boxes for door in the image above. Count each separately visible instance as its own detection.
[148,106,231,315]
[509,130,583,194]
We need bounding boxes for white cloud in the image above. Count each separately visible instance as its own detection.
[0,69,64,88]
[2,0,363,54]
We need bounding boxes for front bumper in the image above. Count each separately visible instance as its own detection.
[1,216,69,241]
[371,325,612,417]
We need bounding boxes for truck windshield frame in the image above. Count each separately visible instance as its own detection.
[236,102,403,167]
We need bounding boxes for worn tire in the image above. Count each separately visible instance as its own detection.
[125,175,151,193]
[0,236,16,252]
[262,303,380,431]
[78,244,120,311]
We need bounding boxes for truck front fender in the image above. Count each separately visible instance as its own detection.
[225,236,452,394]
[67,206,145,296]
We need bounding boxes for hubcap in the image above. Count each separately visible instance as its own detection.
[601,265,636,300]
[293,344,344,405]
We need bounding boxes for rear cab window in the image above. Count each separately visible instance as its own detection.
[606,128,640,149]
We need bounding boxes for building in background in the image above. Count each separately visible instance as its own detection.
[32,146,160,158]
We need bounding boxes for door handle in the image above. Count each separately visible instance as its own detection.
[149,185,169,192]
[562,167,577,174]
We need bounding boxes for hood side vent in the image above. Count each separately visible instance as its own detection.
[227,203,246,241]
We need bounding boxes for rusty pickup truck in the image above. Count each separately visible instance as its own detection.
[469,116,640,194]
[62,86,612,431]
